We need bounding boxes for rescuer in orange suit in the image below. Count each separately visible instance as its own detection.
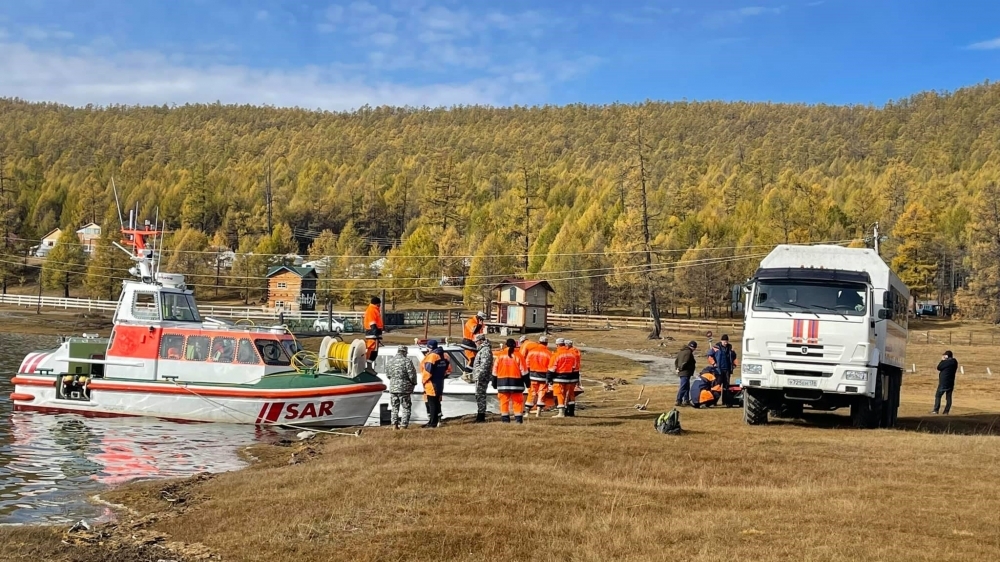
[565,339,582,417]
[492,338,528,424]
[547,338,577,418]
[462,311,486,362]
[523,335,553,417]
[421,339,450,428]
[364,296,384,362]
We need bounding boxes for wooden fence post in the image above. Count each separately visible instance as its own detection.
[423,310,430,340]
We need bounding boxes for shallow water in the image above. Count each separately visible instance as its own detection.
[0,332,284,525]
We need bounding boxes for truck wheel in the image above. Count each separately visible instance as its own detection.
[880,371,901,428]
[852,374,884,429]
[744,388,769,425]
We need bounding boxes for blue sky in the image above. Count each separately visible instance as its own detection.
[1,0,1000,110]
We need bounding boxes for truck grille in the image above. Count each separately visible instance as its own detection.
[766,342,846,360]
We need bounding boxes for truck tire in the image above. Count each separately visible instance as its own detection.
[851,376,883,429]
[744,388,769,425]
[880,371,901,428]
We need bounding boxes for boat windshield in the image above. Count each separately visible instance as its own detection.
[161,292,201,322]
[255,339,291,366]
[754,280,868,317]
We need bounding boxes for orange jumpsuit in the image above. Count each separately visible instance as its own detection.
[494,352,528,420]
[568,345,583,410]
[524,342,553,412]
[421,350,449,427]
[462,317,484,361]
[548,346,578,413]
[364,303,384,360]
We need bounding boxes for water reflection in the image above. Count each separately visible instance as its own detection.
[0,332,282,525]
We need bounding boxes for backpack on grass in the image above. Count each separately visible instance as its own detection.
[654,409,682,435]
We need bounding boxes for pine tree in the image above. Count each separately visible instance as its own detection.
[543,221,589,313]
[464,232,518,311]
[165,228,211,297]
[890,202,939,299]
[958,182,1000,320]
[84,217,133,300]
[308,229,339,305]
[42,227,87,298]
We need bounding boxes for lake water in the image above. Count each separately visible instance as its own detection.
[0,333,283,525]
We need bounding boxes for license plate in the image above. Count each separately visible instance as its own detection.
[787,378,817,387]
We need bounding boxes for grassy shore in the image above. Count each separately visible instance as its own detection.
[3,322,1000,561]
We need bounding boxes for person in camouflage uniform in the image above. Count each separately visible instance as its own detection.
[386,346,417,429]
[471,333,494,423]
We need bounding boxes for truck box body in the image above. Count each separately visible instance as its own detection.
[740,245,909,426]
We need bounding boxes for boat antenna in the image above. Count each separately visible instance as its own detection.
[150,207,160,279]
[110,177,125,230]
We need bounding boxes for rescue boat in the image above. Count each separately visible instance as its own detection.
[11,223,384,427]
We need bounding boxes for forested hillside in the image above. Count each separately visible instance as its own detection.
[3,82,1000,320]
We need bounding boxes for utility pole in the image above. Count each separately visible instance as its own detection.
[264,158,273,236]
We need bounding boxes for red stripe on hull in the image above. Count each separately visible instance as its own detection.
[264,402,285,423]
[85,380,385,399]
[10,393,35,401]
[255,403,268,424]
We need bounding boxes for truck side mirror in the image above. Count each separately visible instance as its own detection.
[877,309,893,320]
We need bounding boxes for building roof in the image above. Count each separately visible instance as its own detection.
[76,222,101,232]
[267,265,319,279]
[41,227,62,240]
[493,278,555,293]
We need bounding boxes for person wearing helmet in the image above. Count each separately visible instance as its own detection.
[524,335,553,416]
[462,311,487,362]
[470,333,494,423]
[386,346,417,429]
[547,338,576,418]
[674,341,698,407]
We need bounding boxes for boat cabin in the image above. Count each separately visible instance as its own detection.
[104,272,304,385]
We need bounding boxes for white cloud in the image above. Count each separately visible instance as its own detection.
[0,40,583,109]
[22,25,74,41]
[967,37,1000,51]
[255,10,270,21]
[704,5,784,28]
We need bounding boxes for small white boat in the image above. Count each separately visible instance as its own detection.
[366,341,499,425]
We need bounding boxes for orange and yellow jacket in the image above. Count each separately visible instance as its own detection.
[493,352,527,393]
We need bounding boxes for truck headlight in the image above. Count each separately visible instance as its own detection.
[844,370,868,381]
[742,363,762,375]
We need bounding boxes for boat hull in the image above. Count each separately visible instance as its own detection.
[12,375,383,427]
[366,391,500,426]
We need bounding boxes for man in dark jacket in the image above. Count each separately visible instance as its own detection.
[932,350,958,415]
[674,341,698,407]
[709,334,738,389]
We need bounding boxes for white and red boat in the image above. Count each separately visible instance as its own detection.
[11,222,384,427]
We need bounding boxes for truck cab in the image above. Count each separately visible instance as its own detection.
[738,245,909,428]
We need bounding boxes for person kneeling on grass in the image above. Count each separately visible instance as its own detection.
[690,367,722,409]
[931,350,958,415]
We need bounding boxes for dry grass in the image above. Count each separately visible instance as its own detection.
[5,330,1000,561]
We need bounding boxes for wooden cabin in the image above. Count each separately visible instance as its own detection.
[76,222,102,254]
[35,228,62,257]
[266,266,318,312]
[490,279,555,333]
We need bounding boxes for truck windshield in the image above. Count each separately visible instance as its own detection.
[754,281,867,317]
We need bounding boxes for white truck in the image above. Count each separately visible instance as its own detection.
[737,245,909,428]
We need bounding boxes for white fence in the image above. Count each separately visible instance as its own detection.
[547,313,742,333]
[0,295,743,333]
